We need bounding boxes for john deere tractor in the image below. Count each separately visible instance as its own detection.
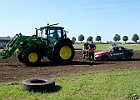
[0,23,75,65]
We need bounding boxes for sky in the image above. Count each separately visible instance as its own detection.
[0,0,140,42]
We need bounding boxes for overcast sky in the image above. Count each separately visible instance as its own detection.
[0,0,140,42]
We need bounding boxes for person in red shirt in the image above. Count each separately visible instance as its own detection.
[88,41,96,61]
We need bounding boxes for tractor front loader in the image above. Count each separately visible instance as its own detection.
[0,33,45,65]
[0,23,75,66]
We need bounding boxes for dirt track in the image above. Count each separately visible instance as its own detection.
[0,51,140,83]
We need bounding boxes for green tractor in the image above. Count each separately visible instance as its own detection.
[0,23,75,65]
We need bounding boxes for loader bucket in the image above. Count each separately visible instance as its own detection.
[0,49,6,59]
[0,33,22,59]
[0,48,10,59]
[0,51,2,58]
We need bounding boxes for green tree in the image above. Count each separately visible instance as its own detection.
[122,36,128,44]
[113,34,121,41]
[78,34,84,42]
[96,36,101,42]
[87,36,93,41]
[132,33,139,43]
[71,37,76,43]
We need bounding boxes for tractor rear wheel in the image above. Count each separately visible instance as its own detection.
[55,43,75,63]
[22,48,41,66]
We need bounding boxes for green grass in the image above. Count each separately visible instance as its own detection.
[95,44,112,50]
[0,44,139,52]
[73,43,83,49]
[0,69,140,100]
[74,43,140,51]
[123,45,140,50]
[74,43,112,51]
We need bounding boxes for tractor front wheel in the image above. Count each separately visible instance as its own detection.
[17,52,24,63]
[22,48,41,66]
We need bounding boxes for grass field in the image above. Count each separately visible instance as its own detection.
[123,45,140,50]
[0,69,139,100]
[0,43,139,51]
[0,43,140,100]
[74,43,140,51]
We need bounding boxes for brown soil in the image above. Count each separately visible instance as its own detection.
[0,51,140,83]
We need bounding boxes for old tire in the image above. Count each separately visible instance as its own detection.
[22,48,41,66]
[101,55,108,61]
[55,43,75,63]
[22,78,55,92]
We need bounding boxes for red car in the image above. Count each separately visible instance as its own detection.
[94,46,134,61]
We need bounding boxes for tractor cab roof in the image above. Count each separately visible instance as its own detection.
[39,23,64,30]
[40,26,64,30]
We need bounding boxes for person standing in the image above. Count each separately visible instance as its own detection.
[83,41,89,59]
[88,41,96,61]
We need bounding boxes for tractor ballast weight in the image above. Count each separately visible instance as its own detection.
[0,23,75,65]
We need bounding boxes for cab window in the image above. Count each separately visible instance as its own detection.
[41,29,47,38]
[56,29,61,38]
[49,29,55,38]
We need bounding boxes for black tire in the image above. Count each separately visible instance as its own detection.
[101,55,108,61]
[22,48,41,66]
[17,52,24,63]
[22,78,55,92]
[55,43,75,63]
[125,53,132,60]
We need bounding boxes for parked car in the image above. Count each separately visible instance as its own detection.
[94,46,134,61]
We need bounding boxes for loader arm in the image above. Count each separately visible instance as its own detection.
[0,33,33,59]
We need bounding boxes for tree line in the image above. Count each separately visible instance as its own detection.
[71,33,139,43]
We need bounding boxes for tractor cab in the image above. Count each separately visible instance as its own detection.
[33,23,75,63]
[35,23,67,47]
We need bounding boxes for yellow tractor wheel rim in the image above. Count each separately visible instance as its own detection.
[60,46,72,60]
[28,52,38,63]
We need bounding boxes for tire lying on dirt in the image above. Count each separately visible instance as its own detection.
[22,78,55,92]
[54,42,75,63]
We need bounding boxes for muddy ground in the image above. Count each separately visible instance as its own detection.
[0,51,140,83]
